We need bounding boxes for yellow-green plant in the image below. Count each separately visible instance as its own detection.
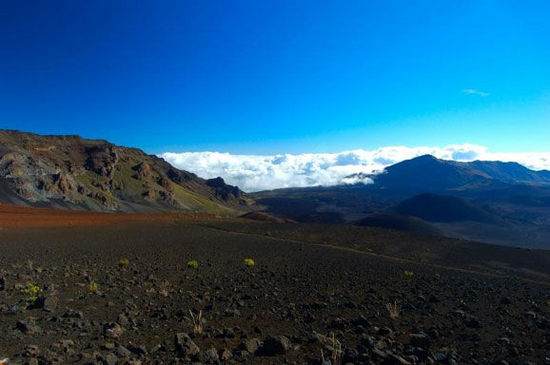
[118,258,130,268]
[21,283,42,303]
[187,260,199,269]
[87,281,99,294]
[404,270,414,277]
[243,258,255,267]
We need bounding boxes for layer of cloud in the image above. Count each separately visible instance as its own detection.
[463,88,490,97]
[160,144,550,192]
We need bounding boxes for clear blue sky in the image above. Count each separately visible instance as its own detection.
[1,1,549,154]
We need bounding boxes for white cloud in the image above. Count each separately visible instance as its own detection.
[463,88,490,97]
[160,144,550,192]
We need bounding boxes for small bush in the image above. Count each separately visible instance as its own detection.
[404,270,414,277]
[119,258,130,268]
[244,258,255,267]
[21,283,42,303]
[187,260,199,269]
[87,282,99,294]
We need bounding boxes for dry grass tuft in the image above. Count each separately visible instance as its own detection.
[159,280,170,297]
[386,300,400,319]
[189,309,203,335]
[317,332,342,364]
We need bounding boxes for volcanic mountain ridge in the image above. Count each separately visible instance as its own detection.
[0,130,253,213]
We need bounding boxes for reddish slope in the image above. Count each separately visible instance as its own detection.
[0,203,214,227]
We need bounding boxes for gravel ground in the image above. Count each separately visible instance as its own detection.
[1,220,549,364]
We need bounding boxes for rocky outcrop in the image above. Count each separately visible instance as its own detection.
[85,145,118,177]
[207,177,254,206]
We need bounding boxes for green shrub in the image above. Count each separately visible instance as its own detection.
[404,270,414,277]
[87,281,99,294]
[119,258,130,268]
[21,283,42,303]
[187,260,199,269]
[244,258,255,267]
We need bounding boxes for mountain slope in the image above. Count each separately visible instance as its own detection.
[469,160,550,185]
[0,130,253,213]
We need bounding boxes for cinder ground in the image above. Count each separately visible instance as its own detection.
[1,205,549,364]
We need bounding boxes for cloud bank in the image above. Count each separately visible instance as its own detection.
[160,144,550,192]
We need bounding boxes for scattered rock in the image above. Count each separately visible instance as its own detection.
[101,353,118,365]
[256,335,290,356]
[175,332,200,358]
[23,345,40,357]
[203,348,219,363]
[237,338,261,354]
[42,293,59,312]
[63,309,84,319]
[16,319,41,335]
[464,315,483,329]
[127,343,147,355]
[103,322,124,339]
[409,333,432,348]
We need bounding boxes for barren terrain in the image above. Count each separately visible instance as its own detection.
[1,205,549,364]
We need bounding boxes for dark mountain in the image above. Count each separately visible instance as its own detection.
[371,155,491,191]
[0,130,253,213]
[253,155,550,248]
[371,154,550,191]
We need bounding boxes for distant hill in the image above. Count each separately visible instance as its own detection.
[356,213,442,235]
[391,193,500,223]
[0,130,253,213]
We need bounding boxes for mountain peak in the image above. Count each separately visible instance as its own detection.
[415,154,438,160]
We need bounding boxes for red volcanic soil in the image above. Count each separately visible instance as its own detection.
[0,204,215,228]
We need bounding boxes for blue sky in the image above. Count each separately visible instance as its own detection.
[1,1,549,154]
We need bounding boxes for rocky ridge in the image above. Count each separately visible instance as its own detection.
[0,130,253,213]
